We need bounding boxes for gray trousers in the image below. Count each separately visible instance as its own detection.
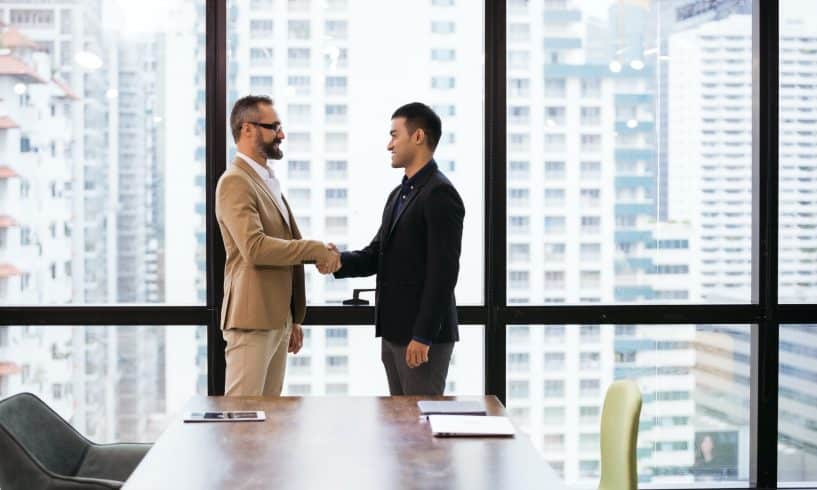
[381,338,455,396]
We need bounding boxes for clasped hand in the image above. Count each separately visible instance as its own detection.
[316,243,341,275]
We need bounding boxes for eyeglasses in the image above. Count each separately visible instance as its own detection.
[248,121,283,132]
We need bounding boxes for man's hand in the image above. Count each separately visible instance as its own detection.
[316,243,341,274]
[405,340,430,368]
[288,324,304,354]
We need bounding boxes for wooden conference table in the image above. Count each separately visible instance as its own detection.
[124,395,565,490]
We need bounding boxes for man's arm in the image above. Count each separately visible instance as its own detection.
[333,225,383,278]
[411,185,465,341]
[217,174,331,266]
[332,188,399,277]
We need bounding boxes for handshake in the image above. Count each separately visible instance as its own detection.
[315,242,341,275]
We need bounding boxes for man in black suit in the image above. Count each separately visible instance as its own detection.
[322,102,464,395]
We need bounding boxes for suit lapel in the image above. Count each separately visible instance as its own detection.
[380,188,401,247]
[386,164,437,241]
[282,194,298,239]
[233,158,289,227]
[388,188,421,235]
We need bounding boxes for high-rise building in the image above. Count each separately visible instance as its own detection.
[0,0,119,440]
[668,14,752,304]
[504,0,709,482]
[113,35,170,441]
[0,0,198,444]
[667,9,817,479]
[0,16,78,424]
[116,36,162,304]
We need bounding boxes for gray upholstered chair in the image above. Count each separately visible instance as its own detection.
[0,392,151,490]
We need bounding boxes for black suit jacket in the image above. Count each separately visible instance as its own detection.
[334,162,464,345]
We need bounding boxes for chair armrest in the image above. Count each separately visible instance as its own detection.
[50,475,124,489]
[0,424,123,489]
[76,443,151,482]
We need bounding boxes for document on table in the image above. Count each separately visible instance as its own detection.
[428,415,515,437]
[183,411,266,423]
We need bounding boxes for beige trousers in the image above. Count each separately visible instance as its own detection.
[223,313,293,397]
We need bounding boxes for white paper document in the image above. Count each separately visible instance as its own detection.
[428,414,516,437]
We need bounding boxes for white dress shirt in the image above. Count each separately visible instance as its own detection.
[236,151,290,226]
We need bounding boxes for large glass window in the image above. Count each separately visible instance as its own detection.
[507,324,752,484]
[0,325,206,443]
[779,324,817,483]
[0,1,206,305]
[779,2,817,304]
[506,0,754,305]
[282,326,484,396]
[227,0,484,307]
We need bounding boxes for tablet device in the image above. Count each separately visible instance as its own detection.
[183,411,266,423]
[417,400,487,416]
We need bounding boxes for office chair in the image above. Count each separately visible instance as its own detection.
[598,380,642,490]
[0,392,151,489]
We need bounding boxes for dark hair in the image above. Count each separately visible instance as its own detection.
[230,95,274,142]
[391,102,442,151]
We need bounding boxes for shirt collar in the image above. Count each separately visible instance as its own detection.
[236,151,275,179]
[401,159,436,189]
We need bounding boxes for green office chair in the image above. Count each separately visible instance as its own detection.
[0,392,151,489]
[599,380,642,490]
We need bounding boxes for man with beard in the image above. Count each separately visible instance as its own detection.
[216,95,340,396]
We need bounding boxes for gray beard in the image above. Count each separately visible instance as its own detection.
[266,145,283,160]
[257,137,283,160]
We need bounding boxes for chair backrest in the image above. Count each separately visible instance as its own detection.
[599,380,642,490]
[0,392,90,476]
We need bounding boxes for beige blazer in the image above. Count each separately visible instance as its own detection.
[216,158,326,330]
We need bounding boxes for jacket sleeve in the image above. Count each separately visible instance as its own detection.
[334,190,396,279]
[412,184,464,341]
[216,174,329,266]
[291,263,307,324]
[334,226,382,278]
